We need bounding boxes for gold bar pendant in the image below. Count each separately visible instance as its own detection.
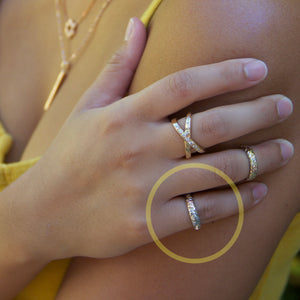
[44,69,68,111]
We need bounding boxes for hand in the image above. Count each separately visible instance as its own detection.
[13,18,294,262]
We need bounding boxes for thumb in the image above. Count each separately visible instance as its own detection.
[76,17,147,111]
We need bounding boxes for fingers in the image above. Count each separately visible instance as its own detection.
[75,17,147,112]
[160,139,294,199]
[130,59,268,121]
[163,95,293,158]
[155,182,268,235]
[189,95,293,149]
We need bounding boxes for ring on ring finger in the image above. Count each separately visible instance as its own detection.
[242,146,258,181]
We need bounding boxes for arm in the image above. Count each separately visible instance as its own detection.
[1,17,284,299]
[0,166,48,299]
[57,0,300,299]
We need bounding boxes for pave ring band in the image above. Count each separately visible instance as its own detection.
[185,194,201,230]
[172,112,205,158]
[242,146,258,181]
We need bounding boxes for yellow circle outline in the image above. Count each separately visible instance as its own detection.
[146,163,244,264]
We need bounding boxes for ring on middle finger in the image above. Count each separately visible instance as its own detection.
[172,112,205,159]
[184,113,192,159]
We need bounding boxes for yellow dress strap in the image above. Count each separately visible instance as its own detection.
[141,0,163,27]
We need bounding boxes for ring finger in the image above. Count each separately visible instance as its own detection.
[157,139,294,201]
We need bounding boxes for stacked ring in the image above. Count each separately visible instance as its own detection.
[171,113,204,231]
[171,112,205,158]
[171,114,259,230]
[184,113,192,159]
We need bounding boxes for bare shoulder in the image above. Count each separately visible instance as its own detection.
[57,1,300,299]
[130,0,300,210]
[131,0,300,93]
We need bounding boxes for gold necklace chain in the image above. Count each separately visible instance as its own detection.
[44,0,112,111]
[64,0,98,39]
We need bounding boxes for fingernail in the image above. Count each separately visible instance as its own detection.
[253,183,268,204]
[278,139,294,162]
[244,60,268,81]
[125,18,135,41]
[277,97,293,120]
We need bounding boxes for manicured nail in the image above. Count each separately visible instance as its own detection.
[125,18,135,41]
[277,139,294,162]
[253,183,268,204]
[277,97,293,120]
[244,60,268,81]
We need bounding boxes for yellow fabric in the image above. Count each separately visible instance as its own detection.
[250,215,300,300]
[0,0,296,298]
[0,124,40,189]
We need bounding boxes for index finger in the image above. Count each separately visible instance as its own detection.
[130,59,268,121]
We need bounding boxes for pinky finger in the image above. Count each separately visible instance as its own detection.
[155,182,268,237]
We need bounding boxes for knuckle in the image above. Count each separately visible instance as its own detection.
[116,144,142,170]
[131,97,152,121]
[167,70,194,99]
[123,180,146,200]
[118,181,149,241]
[200,110,227,141]
[107,46,127,69]
[124,204,148,241]
[101,105,130,136]
[213,154,238,182]
[102,114,124,136]
[128,215,148,240]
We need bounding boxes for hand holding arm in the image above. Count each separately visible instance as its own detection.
[0,17,294,299]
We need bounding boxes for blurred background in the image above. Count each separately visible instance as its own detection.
[281,252,300,300]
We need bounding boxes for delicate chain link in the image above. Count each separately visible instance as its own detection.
[55,0,112,65]
[77,0,97,24]
[44,0,112,111]
[70,0,112,63]
[55,0,68,65]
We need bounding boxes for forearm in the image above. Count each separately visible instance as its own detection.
[0,165,49,299]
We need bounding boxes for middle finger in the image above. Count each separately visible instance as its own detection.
[158,94,293,159]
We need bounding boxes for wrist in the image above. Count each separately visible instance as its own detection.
[0,204,48,300]
[0,198,50,269]
[0,163,54,266]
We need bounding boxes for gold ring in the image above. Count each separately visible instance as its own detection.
[242,146,258,181]
[184,113,192,159]
[172,112,205,158]
[185,194,201,230]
